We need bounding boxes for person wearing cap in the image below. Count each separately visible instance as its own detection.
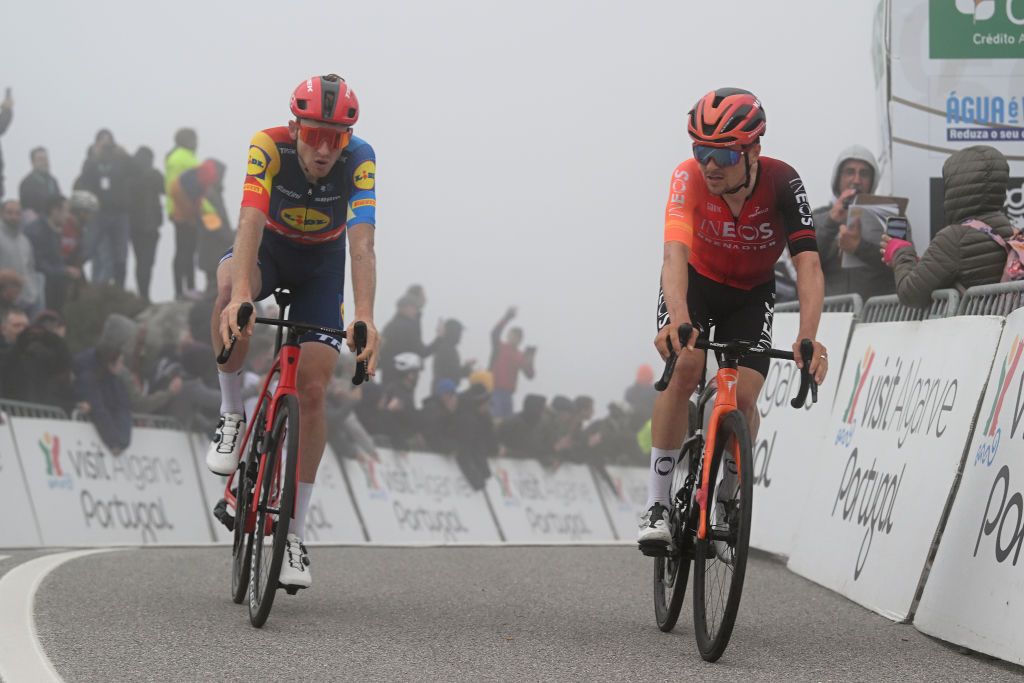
[624,363,657,427]
[210,74,379,590]
[379,289,438,384]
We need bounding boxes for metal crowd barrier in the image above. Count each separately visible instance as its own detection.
[775,294,863,316]
[0,399,68,419]
[133,413,186,430]
[860,289,960,323]
[956,281,1024,317]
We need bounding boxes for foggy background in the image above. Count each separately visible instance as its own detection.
[1,0,880,413]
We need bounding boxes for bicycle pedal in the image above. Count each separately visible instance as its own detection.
[638,541,671,558]
[283,585,304,596]
[212,499,234,531]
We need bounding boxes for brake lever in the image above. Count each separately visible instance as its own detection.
[790,338,819,408]
[655,323,693,392]
[352,321,369,386]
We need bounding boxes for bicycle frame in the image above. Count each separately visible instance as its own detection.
[693,364,742,542]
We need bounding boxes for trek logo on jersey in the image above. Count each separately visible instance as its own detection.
[247,145,271,180]
[281,207,331,232]
[789,178,814,227]
[353,160,375,190]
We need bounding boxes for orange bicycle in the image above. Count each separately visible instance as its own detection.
[650,322,816,661]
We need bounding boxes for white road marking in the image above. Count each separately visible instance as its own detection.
[0,548,117,683]
[0,555,10,562]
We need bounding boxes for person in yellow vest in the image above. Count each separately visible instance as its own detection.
[165,128,214,299]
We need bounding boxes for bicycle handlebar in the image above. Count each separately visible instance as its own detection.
[655,323,818,408]
[216,303,370,385]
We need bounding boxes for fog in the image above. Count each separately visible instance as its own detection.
[2,0,880,412]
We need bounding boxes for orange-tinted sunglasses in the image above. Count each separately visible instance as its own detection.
[298,124,352,150]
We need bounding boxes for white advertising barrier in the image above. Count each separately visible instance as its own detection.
[13,419,213,545]
[914,308,1024,665]
[487,458,616,542]
[0,412,42,547]
[750,312,855,556]
[189,435,367,545]
[787,316,1003,621]
[594,465,649,541]
[343,448,501,543]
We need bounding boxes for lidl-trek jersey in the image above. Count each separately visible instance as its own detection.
[663,156,816,290]
[241,126,376,244]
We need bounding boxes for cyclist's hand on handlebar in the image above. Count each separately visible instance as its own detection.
[219,299,255,348]
[346,319,379,377]
[655,321,697,359]
[793,338,829,385]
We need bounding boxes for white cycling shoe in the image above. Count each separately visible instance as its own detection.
[638,503,673,555]
[206,412,245,475]
[278,534,311,589]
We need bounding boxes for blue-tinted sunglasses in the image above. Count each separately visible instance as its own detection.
[693,145,743,167]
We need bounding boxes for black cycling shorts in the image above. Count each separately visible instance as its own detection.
[657,265,775,377]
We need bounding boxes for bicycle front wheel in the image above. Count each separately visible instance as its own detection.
[653,399,698,632]
[248,394,299,628]
[693,409,753,662]
[232,390,272,604]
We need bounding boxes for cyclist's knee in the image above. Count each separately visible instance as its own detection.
[296,376,328,412]
[664,359,701,399]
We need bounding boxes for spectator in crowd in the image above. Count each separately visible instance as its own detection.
[166,341,222,433]
[379,291,436,383]
[168,159,226,299]
[624,364,657,427]
[0,199,40,312]
[375,351,424,449]
[1,311,74,412]
[431,318,474,393]
[19,147,62,221]
[0,308,28,374]
[165,128,203,299]
[453,382,497,490]
[497,393,548,459]
[325,353,379,462]
[73,337,132,454]
[76,129,132,288]
[582,402,644,465]
[814,146,894,301]
[128,146,164,303]
[32,308,66,337]
[882,145,1014,308]
[488,306,536,419]
[25,194,82,312]
[420,378,460,454]
[0,269,24,320]
[196,159,233,293]
[0,88,11,198]
[63,190,98,273]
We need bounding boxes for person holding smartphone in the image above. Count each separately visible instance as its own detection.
[811,145,896,301]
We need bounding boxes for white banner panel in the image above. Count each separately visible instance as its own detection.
[190,435,366,545]
[787,316,1002,621]
[915,309,1024,665]
[487,458,616,542]
[14,419,212,545]
[750,312,855,556]
[595,465,649,541]
[0,412,42,547]
[343,449,501,543]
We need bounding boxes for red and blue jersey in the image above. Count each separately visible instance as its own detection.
[240,126,376,244]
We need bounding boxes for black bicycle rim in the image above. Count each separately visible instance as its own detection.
[230,457,253,604]
[248,394,299,628]
[693,409,753,662]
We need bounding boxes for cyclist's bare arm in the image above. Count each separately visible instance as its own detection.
[791,250,828,382]
[220,205,266,346]
[657,241,698,358]
[348,223,379,376]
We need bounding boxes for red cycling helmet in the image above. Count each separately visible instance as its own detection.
[289,74,359,125]
[687,87,766,148]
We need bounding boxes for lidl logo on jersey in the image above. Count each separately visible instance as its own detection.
[39,433,72,490]
[930,0,1024,59]
[353,160,375,190]
[281,207,330,232]
[247,145,271,179]
[974,335,1024,467]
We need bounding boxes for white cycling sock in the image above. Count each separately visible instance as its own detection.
[218,369,244,416]
[645,446,680,508]
[291,482,315,539]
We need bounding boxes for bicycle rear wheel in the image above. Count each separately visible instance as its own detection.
[693,409,753,662]
[653,400,698,632]
[248,394,299,627]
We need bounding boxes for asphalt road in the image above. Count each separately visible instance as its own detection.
[1,546,1019,682]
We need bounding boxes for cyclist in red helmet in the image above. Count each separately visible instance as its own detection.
[638,87,829,552]
[208,74,379,588]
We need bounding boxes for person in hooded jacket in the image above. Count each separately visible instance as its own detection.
[814,145,895,301]
[128,147,164,303]
[431,318,474,393]
[881,145,1014,308]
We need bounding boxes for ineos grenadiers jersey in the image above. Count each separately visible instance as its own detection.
[663,156,816,290]
[241,127,376,244]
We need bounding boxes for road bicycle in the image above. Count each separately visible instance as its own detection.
[647,322,816,661]
[213,290,367,627]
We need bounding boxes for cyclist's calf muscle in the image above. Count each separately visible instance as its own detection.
[651,349,704,450]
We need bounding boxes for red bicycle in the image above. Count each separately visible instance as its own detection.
[214,291,366,627]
